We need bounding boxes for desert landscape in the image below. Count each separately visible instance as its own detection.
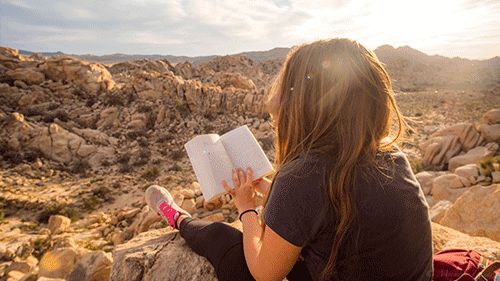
[1,45,500,280]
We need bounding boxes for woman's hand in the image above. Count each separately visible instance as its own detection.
[222,167,259,213]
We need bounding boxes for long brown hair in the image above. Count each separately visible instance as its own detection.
[265,38,403,280]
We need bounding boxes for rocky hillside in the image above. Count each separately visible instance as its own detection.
[1,45,500,281]
[19,45,500,93]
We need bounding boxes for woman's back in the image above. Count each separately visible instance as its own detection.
[263,148,433,280]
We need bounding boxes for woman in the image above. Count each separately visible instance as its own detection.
[146,38,433,280]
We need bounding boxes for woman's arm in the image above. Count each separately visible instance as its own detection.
[241,211,302,281]
[255,177,272,196]
[222,168,302,281]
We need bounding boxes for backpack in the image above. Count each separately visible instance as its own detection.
[433,249,500,281]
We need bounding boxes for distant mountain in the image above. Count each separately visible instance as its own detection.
[16,45,500,92]
[372,45,500,92]
[16,48,289,66]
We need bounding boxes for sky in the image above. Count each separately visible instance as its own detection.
[1,0,499,60]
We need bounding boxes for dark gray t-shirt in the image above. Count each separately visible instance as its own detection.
[263,149,433,281]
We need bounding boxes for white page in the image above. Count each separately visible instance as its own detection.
[185,134,230,201]
[205,138,234,199]
[220,125,274,181]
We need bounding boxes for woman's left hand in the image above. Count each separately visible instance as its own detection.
[222,167,259,213]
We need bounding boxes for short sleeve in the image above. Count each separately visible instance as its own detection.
[262,155,328,247]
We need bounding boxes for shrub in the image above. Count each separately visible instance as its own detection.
[137,104,153,113]
[410,159,424,174]
[103,93,124,107]
[168,163,182,171]
[171,150,185,161]
[141,167,160,181]
[43,110,70,123]
[119,163,132,173]
[70,160,91,175]
[478,157,496,175]
[157,133,174,143]
[37,203,79,223]
[83,196,99,212]
[116,154,131,164]
[3,151,23,165]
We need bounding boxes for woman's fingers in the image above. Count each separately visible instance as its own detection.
[246,167,254,182]
[221,180,232,194]
[232,169,240,186]
[238,168,246,183]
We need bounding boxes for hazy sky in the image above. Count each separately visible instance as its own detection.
[1,0,499,60]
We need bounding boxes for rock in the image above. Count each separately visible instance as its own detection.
[135,209,161,235]
[204,198,223,211]
[96,107,120,130]
[420,123,485,170]
[420,135,461,170]
[454,164,479,180]
[492,171,500,183]
[5,68,45,85]
[479,123,500,142]
[110,229,217,281]
[38,247,90,279]
[479,109,500,125]
[202,213,225,222]
[6,270,25,280]
[429,200,452,223]
[38,56,115,93]
[178,189,195,199]
[5,256,38,274]
[448,146,496,172]
[66,251,112,281]
[432,174,469,204]
[180,199,196,215]
[432,223,500,261]
[439,184,500,242]
[214,72,256,91]
[415,171,438,195]
[48,215,71,235]
[195,196,204,208]
[189,182,201,191]
[18,89,47,106]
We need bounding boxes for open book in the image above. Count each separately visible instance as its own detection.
[185,125,274,202]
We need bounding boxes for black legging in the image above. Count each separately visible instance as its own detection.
[179,217,313,281]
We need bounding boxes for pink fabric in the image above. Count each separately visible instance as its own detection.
[158,201,178,229]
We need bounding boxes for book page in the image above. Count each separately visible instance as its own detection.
[185,134,231,201]
[220,125,274,181]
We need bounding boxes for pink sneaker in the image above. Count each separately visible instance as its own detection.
[145,185,191,230]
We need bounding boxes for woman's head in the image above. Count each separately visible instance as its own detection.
[266,38,403,280]
[269,38,402,167]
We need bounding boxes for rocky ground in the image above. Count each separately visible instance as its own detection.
[0,46,500,280]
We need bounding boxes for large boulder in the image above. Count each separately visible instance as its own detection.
[4,68,45,85]
[111,223,500,281]
[66,251,113,281]
[479,109,500,125]
[1,113,97,163]
[38,56,115,93]
[415,171,441,195]
[439,184,500,242]
[448,144,498,172]
[432,223,500,261]
[478,123,500,143]
[38,247,90,279]
[420,123,485,170]
[110,229,217,281]
[432,174,470,204]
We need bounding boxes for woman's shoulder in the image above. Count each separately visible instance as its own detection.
[278,150,331,178]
